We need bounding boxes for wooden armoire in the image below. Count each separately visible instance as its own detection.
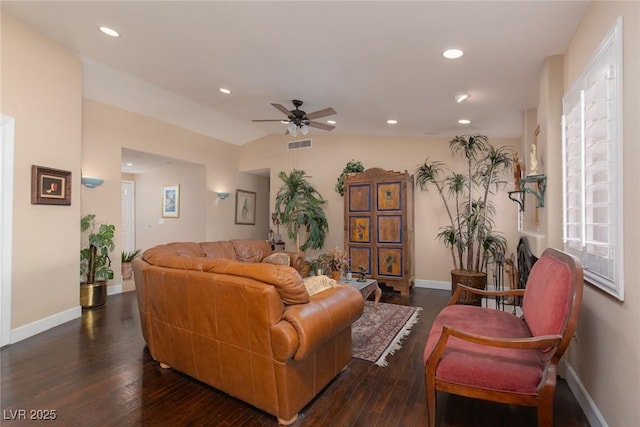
[343,168,414,295]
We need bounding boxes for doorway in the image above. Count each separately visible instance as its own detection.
[1,114,15,346]
[121,180,135,253]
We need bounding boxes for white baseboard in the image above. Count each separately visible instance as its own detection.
[10,305,81,344]
[415,279,450,291]
[107,283,122,295]
[565,363,607,427]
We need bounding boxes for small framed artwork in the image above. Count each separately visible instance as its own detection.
[31,165,71,205]
[377,182,401,210]
[162,184,180,218]
[235,189,256,225]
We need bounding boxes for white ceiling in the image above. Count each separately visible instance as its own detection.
[4,1,589,148]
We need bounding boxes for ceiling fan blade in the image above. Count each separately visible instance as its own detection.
[305,107,336,120]
[252,119,286,122]
[308,121,335,131]
[271,103,293,117]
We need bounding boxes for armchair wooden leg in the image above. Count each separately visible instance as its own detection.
[537,397,553,427]
[425,369,437,427]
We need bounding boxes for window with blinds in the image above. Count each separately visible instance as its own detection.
[562,17,624,300]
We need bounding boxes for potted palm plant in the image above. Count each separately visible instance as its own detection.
[415,134,512,304]
[274,169,329,254]
[80,214,115,308]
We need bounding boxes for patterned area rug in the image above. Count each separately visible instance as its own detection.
[352,301,422,367]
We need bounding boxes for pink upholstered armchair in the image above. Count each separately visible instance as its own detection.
[423,248,583,427]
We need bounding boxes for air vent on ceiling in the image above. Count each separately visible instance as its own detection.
[287,139,312,150]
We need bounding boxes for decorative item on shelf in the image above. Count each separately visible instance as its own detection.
[81,177,104,188]
[335,159,365,196]
[271,212,282,242]
[357,265,367,282]
[121,249,141,280]
[80,214,115,309]
[216,192,230,200]
[529,140,539,176]
[513,152,523,190]
[415,134,512,304]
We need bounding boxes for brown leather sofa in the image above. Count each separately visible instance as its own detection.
[132,239,364,425]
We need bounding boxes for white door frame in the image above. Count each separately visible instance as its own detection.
[1,115,15,347]
[121,180,135,252]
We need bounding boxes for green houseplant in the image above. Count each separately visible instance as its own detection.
[335,159,365,196]
[274,169,329,254]
[318,247,350,281]
[415,134,512,302]
[121,249,141,280]
[80,214,115,308]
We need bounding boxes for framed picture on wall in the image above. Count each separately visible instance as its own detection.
[162,184,180,218]
[31,165,71,205]
[235,189,256,225]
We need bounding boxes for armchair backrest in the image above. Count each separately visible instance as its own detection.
[522,248,584,358]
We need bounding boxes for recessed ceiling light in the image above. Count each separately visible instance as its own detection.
[219,88,231,94]
[386,119,398,125]
[126,163,133,167]
[442,48,464,59]
[99,26,120,37]
[327,120,336,125]
[458,119,471,125]
[453,93,470,103]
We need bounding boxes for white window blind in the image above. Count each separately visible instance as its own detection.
[562,17,624,300]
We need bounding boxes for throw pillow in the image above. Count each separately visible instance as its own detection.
[262,252,290,266]
[303,275,337,296]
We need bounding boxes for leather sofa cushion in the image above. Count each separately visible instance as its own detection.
[201,258,309,305]
[142,242,205,269]
[231,239,271,263]
[200,241,236,259]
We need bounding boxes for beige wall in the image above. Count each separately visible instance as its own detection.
[1,12,82,329]
[240,133,521,281]
[562,2,640,426]
[82,99,270,290]
[134,163,207,251]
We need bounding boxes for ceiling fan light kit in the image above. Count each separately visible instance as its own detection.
[253,99,336,135]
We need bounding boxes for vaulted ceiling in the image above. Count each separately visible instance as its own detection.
[4,1,589,145]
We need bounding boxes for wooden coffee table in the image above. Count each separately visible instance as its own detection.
[343,278,381,309]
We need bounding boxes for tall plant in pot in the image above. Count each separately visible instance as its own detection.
[415,134,512,304]
[80,214,115,308]
[274,169,329,254]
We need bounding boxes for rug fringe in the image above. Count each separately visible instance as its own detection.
[374,307,422,367]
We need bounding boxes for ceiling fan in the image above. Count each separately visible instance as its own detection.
[252,99,336,136]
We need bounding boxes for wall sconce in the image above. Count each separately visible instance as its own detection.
[216,192,230,200]
[81,177,104,188]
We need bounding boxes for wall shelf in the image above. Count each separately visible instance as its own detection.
[508,174,547,211]
[521,174,547,208]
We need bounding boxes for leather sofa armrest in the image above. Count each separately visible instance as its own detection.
[283,284,364,361]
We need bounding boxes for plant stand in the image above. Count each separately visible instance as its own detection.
[80,281,107,309]
[451,270,487,306]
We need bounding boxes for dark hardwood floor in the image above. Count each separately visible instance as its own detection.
[1,287,589,426]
